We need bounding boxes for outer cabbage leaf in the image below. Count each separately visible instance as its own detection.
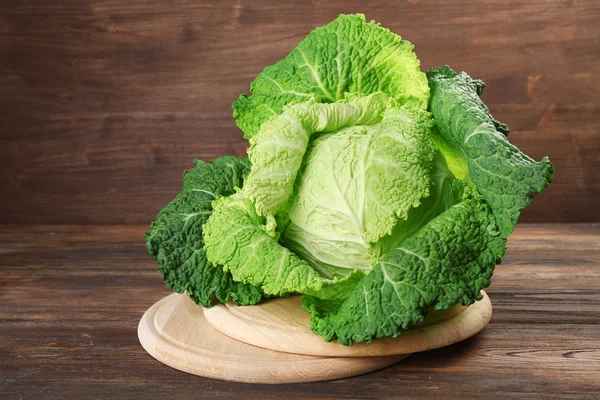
[427,66,553,238]
[302,183,507,345]
[233,13,429,138]
[203,193,323,296]
[144,157,263,307]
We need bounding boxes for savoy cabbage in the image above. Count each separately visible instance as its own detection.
[146,14,553,345]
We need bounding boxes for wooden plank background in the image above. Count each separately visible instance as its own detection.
[1,0,599,225]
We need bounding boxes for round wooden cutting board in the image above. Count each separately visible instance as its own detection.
[138,293,409,384]
[203,291,492,357]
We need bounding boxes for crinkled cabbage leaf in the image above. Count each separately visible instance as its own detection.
[427,66,553,238]
[233,13,429,139]
[144,157,263,307]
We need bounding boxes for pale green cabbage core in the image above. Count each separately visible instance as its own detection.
[281,131,456,278]
[261,93,455,279]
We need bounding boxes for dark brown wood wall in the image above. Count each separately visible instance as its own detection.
[1,0,598,225]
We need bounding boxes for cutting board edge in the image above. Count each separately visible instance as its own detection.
[138,293,410,383]
[204,290,493,357]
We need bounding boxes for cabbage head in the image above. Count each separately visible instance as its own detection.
[146,14,553,345]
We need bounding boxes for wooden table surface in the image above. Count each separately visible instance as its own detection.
[1,223,598,399]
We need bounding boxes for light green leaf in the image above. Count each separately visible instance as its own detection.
[243,92,389,223]
[203,192,369,302]
[233,13,429,138]
[203,193,324,297]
